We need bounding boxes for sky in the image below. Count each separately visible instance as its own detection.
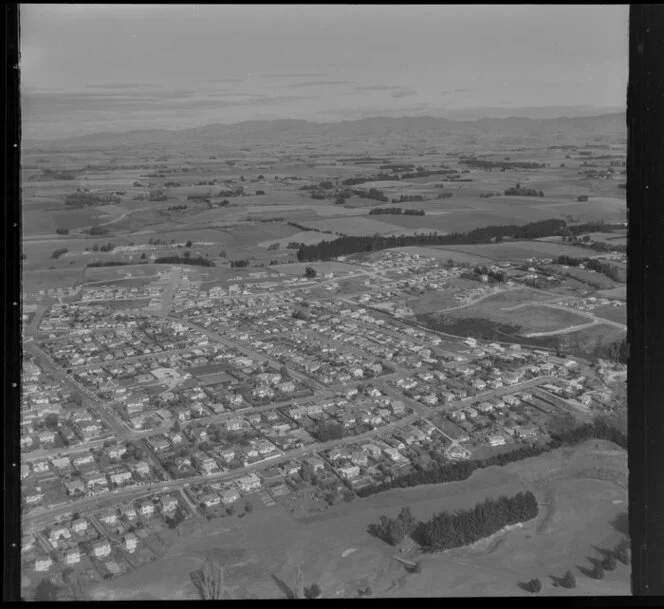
[19,4,629,139]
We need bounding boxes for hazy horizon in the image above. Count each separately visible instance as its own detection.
[20,5,628,140]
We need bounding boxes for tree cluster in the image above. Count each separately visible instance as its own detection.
[421,492,538,551]
[87,225,110,236]
[154,255,215,267]
[504,184,544,197]
[460,159,546,170]
[51,248,68,259]
[65,192,119,207]
[296,218,567,262]
[351,188,389,203]
[229,259,249,268]
[392,194,425,203]
[437,192,454,199]
[369,207,425,216]
[368,507,417,546]
[56,227,70,235]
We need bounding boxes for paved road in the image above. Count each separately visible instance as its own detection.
[23,412,419,531]
[26,342,126,438]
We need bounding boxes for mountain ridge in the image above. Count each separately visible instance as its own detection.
[22,112,625,150]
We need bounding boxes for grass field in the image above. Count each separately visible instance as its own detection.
[431,240,596,262]
[592,305,626,325]
[595,286,627,301]
[299,216,423,236]
[429,298,590,337]
[83,440,627,600]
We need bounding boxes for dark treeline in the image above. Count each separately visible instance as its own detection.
[229,259,249,268]
[401,168,457,179]
[351,188,389,203]
[421,492,538,551]
[368,493,538,551]
[556,255,623,282]
[355,419,625,499]
[437,192,454,200]
[369,207,426,216]
[297,218,566,262]
[342,174,399,187]
[504,184,544,197]
[87,261,131,268]
[154,256,215,267]
[392,195,425,203]
[65,192,120,207]
[460,159,546,170]
[594,336,627,364]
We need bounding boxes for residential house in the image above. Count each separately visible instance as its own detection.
[199,457,219,476]
[124,533,138,553]
[106,445,127,460]
[487,434,506,447]
[280,461,301,476]
[35,556,53,572]
[338,465,361,480]
[351,451,369,466]
[133,461,151,476]
[109,469,133,486]
[219,448,235,463]
[64,479,85,496]
[472,379,487,391]
[220,487,240,505]
[71,518,88,534]
[92,540,112,558]
[120,504,137,521]
[65,548,81,565]
[235,472,261,493]
[99,507,118,525]
[306,456,325,472]
[361,443,382,459]
[161,495,179,513]
[32,459,50,474]
[201,493,221,508]
[20,463,31,480]
[225,418,243,432]
[383,447,406,462]
[137,500,155,518]
[49,525,71,545]
[38,430,56,445]
[82,471,108,490]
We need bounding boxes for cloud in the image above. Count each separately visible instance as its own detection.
[85,83,162,89]
[200,78,246,83]
[285,80,351,88]
[391,88,417,98]
[262,72,322,79]
[21,90,312,118]
[327,102,432,120]
[354,84,401,91]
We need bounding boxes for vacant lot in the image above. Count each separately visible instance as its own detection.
[85,440,627,600]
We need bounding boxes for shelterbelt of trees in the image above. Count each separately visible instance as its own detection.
[354,419,626,499]
[296,218,567,261]
[369,492,539,551]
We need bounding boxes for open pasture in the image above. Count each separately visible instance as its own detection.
[297,216,423,236]
[430,240,594,262]
[595,286,627,301]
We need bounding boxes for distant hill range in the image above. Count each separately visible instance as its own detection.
[23,111,626,151]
